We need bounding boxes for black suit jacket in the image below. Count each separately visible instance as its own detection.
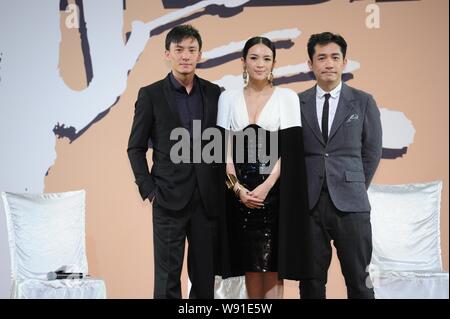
[127,74,224,215]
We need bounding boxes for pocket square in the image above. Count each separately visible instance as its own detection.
[346,114,359,123]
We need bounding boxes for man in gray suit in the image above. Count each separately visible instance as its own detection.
[299,32,382,299]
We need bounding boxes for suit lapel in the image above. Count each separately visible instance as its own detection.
[301,86,325,146]
[162,74,183,127]
[198,77,209,131]
[328,83,355,141]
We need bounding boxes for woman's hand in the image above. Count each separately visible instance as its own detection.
[238,186,264,209]
[248,180,272,204]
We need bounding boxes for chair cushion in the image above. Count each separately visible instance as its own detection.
[1,190,88,280]
[214,276,247,299]
[372,271,449,299]
[368,181,443,272]
[12,278,106,299]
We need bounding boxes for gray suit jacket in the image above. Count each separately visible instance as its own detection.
[300,83,382,212]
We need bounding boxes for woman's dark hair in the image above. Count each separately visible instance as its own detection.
[307,32,347,60]
[165,24,202,50]
[242,36,276,60]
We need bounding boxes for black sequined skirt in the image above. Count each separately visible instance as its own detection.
[236,162,279,272]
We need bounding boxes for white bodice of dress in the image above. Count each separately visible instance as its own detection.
[217,86,302,132]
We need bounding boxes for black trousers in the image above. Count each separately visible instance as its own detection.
[152,187,218,299]
[300,191,374,299]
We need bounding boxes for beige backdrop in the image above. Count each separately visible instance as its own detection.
[46,0,449,298]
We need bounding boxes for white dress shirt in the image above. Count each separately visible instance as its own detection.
[315,82,342,135]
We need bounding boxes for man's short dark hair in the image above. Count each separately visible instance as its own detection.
[307,32,347,60]
[165,24,202,51]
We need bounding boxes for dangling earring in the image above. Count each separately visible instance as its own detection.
[243,68,249,86]
[268,71,274,87]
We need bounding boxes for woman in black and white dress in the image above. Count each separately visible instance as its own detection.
[217,37,312,299]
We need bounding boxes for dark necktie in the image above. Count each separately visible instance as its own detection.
[322,93,331,143]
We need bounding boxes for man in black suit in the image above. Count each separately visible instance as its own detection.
[127,25,223,299]
[299,32,382,299]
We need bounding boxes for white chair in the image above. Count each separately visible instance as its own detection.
[368,181,449,299]
[214,275,247,299]
[1,190,106,299]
